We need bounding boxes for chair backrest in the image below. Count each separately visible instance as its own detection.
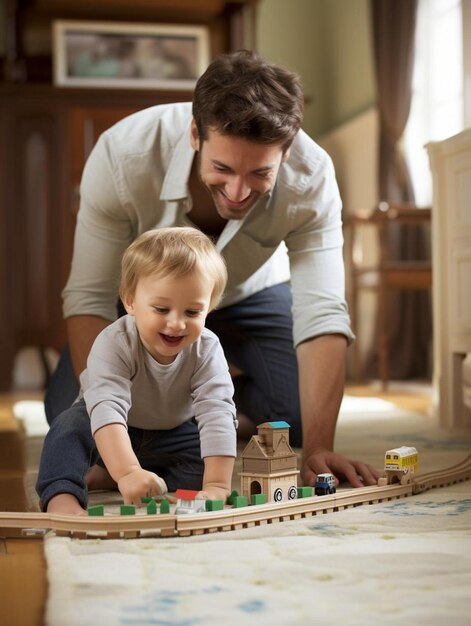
[346,201,432,386]
[348,201,431,267]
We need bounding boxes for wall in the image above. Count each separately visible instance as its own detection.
[256,0,376,138]
[256,0,325,137]
[318,0,376,132]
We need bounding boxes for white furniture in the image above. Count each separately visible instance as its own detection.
[427,129,471,428]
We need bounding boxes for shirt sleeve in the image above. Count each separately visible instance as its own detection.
[191,337,237,458]
[285,150,355,347]
[81,329,134,435]
[62,134,136,322]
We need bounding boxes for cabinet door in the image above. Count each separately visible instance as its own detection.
[69,106,144,216]
[62,105,147,310]
[1,103,66,389]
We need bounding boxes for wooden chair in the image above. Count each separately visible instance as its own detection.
[346,202,432,388]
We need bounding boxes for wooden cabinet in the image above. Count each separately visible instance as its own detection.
[0,86,188,389]
[0,0,257,390]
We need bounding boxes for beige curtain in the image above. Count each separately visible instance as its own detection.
[370,0,432,379]
[372,0,416,201]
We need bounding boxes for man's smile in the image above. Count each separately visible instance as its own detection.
[218,189,253,208]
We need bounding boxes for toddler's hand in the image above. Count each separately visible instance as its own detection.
[118,468,168,506]
[198,486,229,503]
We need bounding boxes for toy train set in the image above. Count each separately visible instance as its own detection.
[1,423,470,540]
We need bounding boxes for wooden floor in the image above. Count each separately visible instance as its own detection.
[0,384,432,626]
[0,391,46,626]
[346,382,433,416]
[1,539,47,626]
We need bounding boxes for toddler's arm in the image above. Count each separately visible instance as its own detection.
[198,456,234,502]
[94,423,167,505]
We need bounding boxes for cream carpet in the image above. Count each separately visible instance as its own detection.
[17,395,471,625]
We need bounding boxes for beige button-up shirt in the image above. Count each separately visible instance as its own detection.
[63,102,354,347]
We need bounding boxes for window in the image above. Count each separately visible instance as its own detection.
[404,0,464,206]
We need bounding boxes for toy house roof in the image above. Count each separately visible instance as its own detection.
[175,489,199,500]
[263,420,291,429]
[240,422,296,461]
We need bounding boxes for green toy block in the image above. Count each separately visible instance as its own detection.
[251,494,267,505]
[120,504,136,516]
[297,486,313,498]
[205,499,224,512]
[232,495,248,508]
[147,500,157,515]
[159,499,170,514]
[87,504,104,516]
[141,496,153,503]
[227,490,239,505]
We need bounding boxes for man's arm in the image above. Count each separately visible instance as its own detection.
[67,315,112,379]
[297,334,380,488]
[63,134,135,380]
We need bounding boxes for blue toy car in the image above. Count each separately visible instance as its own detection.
[314,473,336,496]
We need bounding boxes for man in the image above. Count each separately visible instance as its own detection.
[47,50,379,488]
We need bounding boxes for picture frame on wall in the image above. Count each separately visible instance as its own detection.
[53,20,210,89]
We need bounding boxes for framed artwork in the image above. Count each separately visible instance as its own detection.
[53,20,210,89]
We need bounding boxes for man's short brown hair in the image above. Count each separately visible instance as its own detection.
[193,50,304,152]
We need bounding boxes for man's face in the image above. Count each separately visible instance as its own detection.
[191,122,290,221]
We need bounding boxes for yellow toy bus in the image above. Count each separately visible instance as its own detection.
[384,446,419,474]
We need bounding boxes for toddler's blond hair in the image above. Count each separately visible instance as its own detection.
[120,227,227,310]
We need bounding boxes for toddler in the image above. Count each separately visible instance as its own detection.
[36,227,237,515]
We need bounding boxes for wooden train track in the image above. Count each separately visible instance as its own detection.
[1,454,470,540]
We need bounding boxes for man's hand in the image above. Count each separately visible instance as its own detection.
[301,448,381,489]
[117,468,168,506]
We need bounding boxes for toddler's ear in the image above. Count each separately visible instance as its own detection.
[123,296,135,315]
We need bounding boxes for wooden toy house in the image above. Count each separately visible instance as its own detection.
[174,489,206,515]
[239,421,299,502]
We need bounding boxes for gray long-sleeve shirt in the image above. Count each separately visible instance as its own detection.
[80,316,237,458]
[63,102,354,348]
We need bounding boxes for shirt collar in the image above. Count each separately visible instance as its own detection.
[160,118,194,201]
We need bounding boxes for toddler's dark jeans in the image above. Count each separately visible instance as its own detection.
[36,399,204,511]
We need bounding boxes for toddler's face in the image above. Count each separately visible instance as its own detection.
[124,269,213,364]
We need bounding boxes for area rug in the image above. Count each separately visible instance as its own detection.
[28,397,471,625]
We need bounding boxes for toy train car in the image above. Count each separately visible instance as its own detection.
[314,473,336,496]
[384,446,419,474]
